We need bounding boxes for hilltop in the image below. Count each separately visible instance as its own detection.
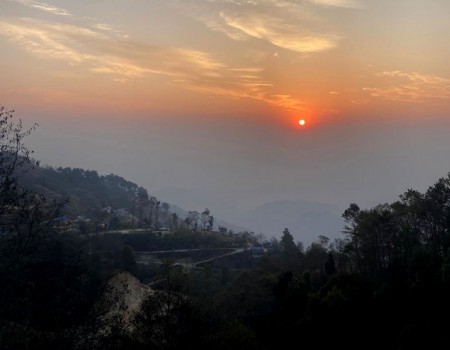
[17,163,246,235]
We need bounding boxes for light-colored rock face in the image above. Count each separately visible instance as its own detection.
[100,271,154,329]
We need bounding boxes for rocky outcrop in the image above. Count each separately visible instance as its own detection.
[98,271,153,332]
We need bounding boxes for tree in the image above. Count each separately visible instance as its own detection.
[324,252,336,276]
[136,187,149,223]
[342,203,360,238]
[187,211,199,231]
[154,200,161,229]
[161,202,170,212]
[318,235,330,249]
[1,106,36,211]
[172,212,178,229]
[280,228,297,253]
[208,215,214,231]
[201,208,211,231]
[132,290,204,349]
[0,107,64,342]
[149,196,157,228]
[122,245,137,275]
[0,107,61,266]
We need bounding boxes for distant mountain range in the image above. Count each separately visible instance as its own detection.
[231,199,345,245]
[17,163,345,243]
[156,186,345,244]
[172,197,346,245]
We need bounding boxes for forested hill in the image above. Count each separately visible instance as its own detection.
[18,165,147,217]
[16,163,241,233]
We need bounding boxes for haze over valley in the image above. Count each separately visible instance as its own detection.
[2,0,450,349]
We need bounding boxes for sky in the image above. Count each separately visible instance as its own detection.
[1,0,450,238]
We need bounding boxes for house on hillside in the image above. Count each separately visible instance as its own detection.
[154,226,172,236]
[52,215,78,233]
[113,208,138,226]
[245,245,268,257]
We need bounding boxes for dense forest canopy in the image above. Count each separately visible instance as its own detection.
[20,165,143,215]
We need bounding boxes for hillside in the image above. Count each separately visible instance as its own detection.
[19,166,144,217]
[17,164,243,233]
[15,161,343,244]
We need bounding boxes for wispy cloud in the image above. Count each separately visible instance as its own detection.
[94,23,114,32]
[220,12,340,53]
[0,18,94,63]
[0,17,304,111]
[10,0,71,16]
[364,71,450,102]
[178,0,344,53]
[309,0,361,8]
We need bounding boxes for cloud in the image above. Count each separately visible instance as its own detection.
[220,12,340,53]
[0,18,94,63]
[95,23,114,32]
[309,0,361,8]
[186,69,304,111]
[0,17,304,111]
[178,0,343,53]
[10,0,71,16]
[364,71,450,102]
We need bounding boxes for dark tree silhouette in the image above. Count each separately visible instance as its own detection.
[324,252,336,276]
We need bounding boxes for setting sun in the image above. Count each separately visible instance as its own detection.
[299,119,306,126]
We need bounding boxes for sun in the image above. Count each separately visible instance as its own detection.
[298,119,306,126]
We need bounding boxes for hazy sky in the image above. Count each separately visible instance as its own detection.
[1,0,450,230]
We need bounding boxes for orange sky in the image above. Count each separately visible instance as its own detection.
[1,0,450,124]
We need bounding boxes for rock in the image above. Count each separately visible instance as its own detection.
[98,271,153,332]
